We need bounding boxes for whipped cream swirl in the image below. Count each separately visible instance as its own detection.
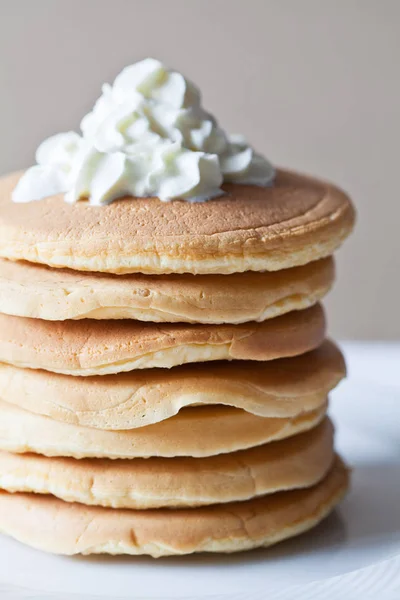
[13,58,275,205]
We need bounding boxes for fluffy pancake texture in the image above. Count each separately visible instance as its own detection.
[0,340,344,429]
[0,419,334,508]
[0,456,348,556]
[0,257,334,323]
[0,399,326,458]
[0,304,325,375]
[0,170,355,275]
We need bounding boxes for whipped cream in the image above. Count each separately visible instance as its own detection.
[13,58,275,205]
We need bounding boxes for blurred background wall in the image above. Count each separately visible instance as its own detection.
[0,0,398,339]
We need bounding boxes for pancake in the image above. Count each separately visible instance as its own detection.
[0,419,334,509]
[0,456,349,556]
[0,256,334,323]
[0,341,344,430]
[0,304,325,375]
[0,399,326,458]
[0,170,355,275]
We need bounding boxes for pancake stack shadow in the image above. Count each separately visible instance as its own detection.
[0,171,355,556]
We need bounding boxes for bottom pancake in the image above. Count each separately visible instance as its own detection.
[0,419,334,509]
[0,456,349,556]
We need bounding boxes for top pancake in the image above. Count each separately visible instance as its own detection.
[0,169,355,275]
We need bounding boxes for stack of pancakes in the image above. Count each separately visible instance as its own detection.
[0,169,355,557]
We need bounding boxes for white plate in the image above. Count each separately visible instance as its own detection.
[1,344,399,599]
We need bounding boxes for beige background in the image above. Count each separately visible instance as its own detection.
[0,0,398,339]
